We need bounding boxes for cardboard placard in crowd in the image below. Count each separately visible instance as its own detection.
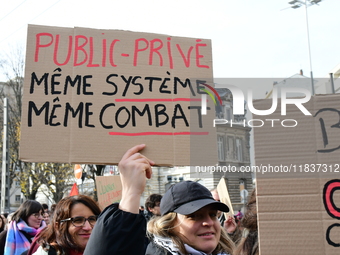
[95,175,122,210]
[20,24,217,166]
[253,93,340,255]
[217,177,234,219]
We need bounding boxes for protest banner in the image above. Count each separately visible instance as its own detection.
[253,94,340,255]
[19,25,217,166]
[95,175,122,210]
[217,177,234,218]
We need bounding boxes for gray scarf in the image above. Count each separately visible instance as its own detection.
[152,235,229,255]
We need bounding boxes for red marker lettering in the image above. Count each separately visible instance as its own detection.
[87,37,99,67]
[35,33,53,62]
[109,39,119,67]
[133,38,149,66]
[195,39,209,69]
[176,44,193,67]
[323,179,340,219]
[149,39,163,66]
[167,37,173,69]
[53,35,72,66]
[102,36,107,67]
[74,35,88,66]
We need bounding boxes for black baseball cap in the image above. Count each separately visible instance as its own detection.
[160,181,229,216]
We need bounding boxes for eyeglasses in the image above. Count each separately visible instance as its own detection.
[60,216,98,227]
[31,213,44,219]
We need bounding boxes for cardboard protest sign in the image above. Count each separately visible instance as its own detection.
[20,25,217,166]
[95,175,122,210]
[253,94,340,255]
[217,177,234,218]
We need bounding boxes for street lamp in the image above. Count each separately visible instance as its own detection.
[288,0,323,95]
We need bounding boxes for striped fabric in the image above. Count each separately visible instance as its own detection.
[4,219,46,255]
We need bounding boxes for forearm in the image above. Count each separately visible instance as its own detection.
[119,189,142,214]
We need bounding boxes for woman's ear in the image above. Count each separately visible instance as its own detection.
[54,221,60,231]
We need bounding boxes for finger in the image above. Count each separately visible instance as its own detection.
[129,152,155,166]
[121,144,146,161]
[145,166,152,179]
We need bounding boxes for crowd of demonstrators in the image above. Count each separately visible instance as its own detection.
[0,143,259,255]
[0,200,46,255]
[233,189,258,255]
[146,181,235,255]
[25,195,101,255]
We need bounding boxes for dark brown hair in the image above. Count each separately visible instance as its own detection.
[11,200,43,225]
[145,194,162,212]
[37,195,101,253]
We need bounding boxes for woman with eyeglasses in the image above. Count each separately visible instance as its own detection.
[25,195,101,255]
[0,200,46,255]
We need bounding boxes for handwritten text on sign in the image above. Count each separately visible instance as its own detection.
[20,25,217,166]
[34,33,210,69]
[96,176,122,210]
[27,29,213,135]
[28,70,209,132]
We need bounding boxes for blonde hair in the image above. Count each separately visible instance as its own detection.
[147,212,234,255]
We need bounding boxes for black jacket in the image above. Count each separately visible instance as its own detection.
[83,203,146,255]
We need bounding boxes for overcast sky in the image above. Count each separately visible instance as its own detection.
[1,0,339,93]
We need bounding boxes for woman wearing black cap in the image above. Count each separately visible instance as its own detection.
[146,181,235,255]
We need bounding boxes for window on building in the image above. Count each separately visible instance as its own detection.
[236,138,243,162]
[15,195,20,202]
[226,136,235,160]
[15,181,20,187]
[217,136,224,161]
